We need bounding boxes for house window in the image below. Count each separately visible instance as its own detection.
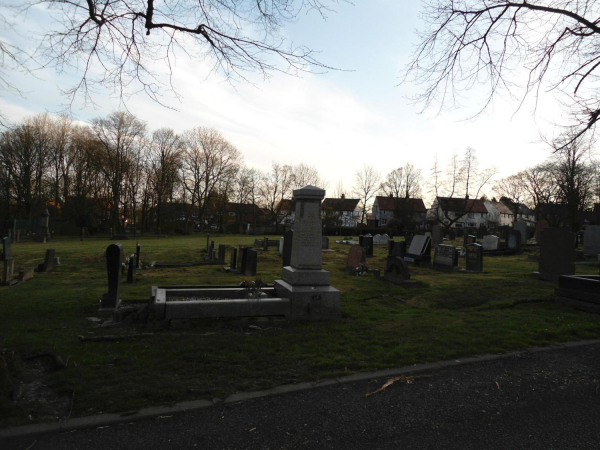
[380,219,387,225]
[467,213,474,218]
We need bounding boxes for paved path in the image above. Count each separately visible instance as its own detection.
[3,342,600,449]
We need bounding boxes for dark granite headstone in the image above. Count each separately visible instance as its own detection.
[101,243,123,310]
[433,244,458,272]
[240,247,248,273]
[283,230,293,267]
[384,257,411,284]
[465,243,483,272]
[231,247,238,269]
[322,236,329,250]
[538,228,575,281]
[346,244,366,270]
[127,254,135,284]
[263,237,269,251]
[431,225,443,248]
[535,220,549,244]
[209,241,215,260]
[1,237,12,260]
[218,244,226,264]
[244,249,257,276]
[362,234,374,257]
[136,243,141,269]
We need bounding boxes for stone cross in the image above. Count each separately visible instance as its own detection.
[101,243,123,311]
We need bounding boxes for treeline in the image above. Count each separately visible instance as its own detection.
[0,112,325,233]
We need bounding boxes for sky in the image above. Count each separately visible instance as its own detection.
[0,1,566,204]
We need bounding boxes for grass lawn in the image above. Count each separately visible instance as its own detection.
[1,234,600,427]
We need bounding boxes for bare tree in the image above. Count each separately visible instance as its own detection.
[494,173,528,224]
[352,164,381,225]
[406,1,600,146]
[521,163,559,219]
[258,162,295,231]
[26,0,340,107]
[381,163,423,199]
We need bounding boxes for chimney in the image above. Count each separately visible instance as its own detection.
[341,193,345,199]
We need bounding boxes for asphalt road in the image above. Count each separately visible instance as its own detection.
[3,343,600,449]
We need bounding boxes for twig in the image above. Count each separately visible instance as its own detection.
[24,440,37,450]
[65,389,75,422]
[366,375,432,397]
[77,333,154,342]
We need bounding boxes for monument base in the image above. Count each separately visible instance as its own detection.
[281,266,330,286]
[274,280,340,320]
[99,297,121,317]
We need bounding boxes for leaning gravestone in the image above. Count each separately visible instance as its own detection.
[538,228,575,282]
[283,230,293,267]
[431,225,443,248]
[384,257,411,284]
[346,244,366,270]
[482,235,500,251]
[100,243,123,313]
[465,243,484,272]
[274,185,340,319]
[535,220,549,244]
[37,249,57,273]
[433,244,458,272]
[583,225,600,255]
[244,249,258,276]
[405,235,431,265]
[513,221,528,244]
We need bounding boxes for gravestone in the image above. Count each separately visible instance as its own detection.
[431,225,443,248]
[346,244,366,270]
[278,237,284,255]
[244,249,257,276]
[17,267,34,282]
[433,244,458,272]
[230,247,238,270]
[274,185,340,319]
[363,234,374,257]
[37,249,57,273]
[405,235,431,264]
[448,229,456,241]
[583,225,600,255]
[36,207,51,242]
[100,243,123,312]
[136,243,141,269]
[126,254,135,284]
[464,234,477,246]
[1,237,12,260]
[389,240,406,258]
[538,228,575,281]
[482,235,500,251]
[513,221,528,244]
[465,243,483,272]
[322,236,329,250]
[2,258,15,286]
[218,244,226,264]
[263,237,269,251]
[507,230,522,253]
[283,230,293,267]
[209,241,215,261]
[388,240,395,256]
[240,247,248,273]
[384,257,411,284]
[373,234,390,246]
[535,220,549,244]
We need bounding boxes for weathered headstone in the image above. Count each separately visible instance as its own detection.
[465,243,483,272]
[482,235,500,251]
[507,230,522,253]
[433,244,458,272]
[2,258,15,285]
[17,267,34,282]
[100,243,123,312]
[274,185,340,319]
[373,234,390,246]
[244,249,258,276]
[218,244,226,264]
[1,237,12,260]
[136,243,141,269]
[230,247,238,270]
[535,220,549,244]
[322,236,329,250]
[37,249,57,273]
[283,230,293,267]
[431,225,443,248]
[278,237,284,255]
[126,254,135,284]
[346,244,366,270]
[583,225,600,255]
[513,221,528,244]
[538,228,575,281]
[384,257,411,284]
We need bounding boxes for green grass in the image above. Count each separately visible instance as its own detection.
[1,234,600,427]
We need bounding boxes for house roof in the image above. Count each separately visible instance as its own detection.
[322,198,360,212]
[275,199,293,212]
[517,204,535,215]
[375,196,427,212]
[489,201,513,215]
[436,197,488,214]
[225,203,263,214]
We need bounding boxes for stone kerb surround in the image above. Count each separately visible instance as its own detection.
[275,186,340,320]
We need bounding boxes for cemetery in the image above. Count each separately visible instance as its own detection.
[2,215,600,428]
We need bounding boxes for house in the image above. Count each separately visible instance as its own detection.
[429,197,488,228]
[514,203,535,226]
[371,196,427,228]
[484,200,514,226]
[321,196,361,227]
[223,203,267,225]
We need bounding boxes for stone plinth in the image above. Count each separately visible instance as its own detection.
[274,185,340,320]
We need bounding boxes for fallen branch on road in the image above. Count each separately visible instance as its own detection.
[365,375,432,397]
